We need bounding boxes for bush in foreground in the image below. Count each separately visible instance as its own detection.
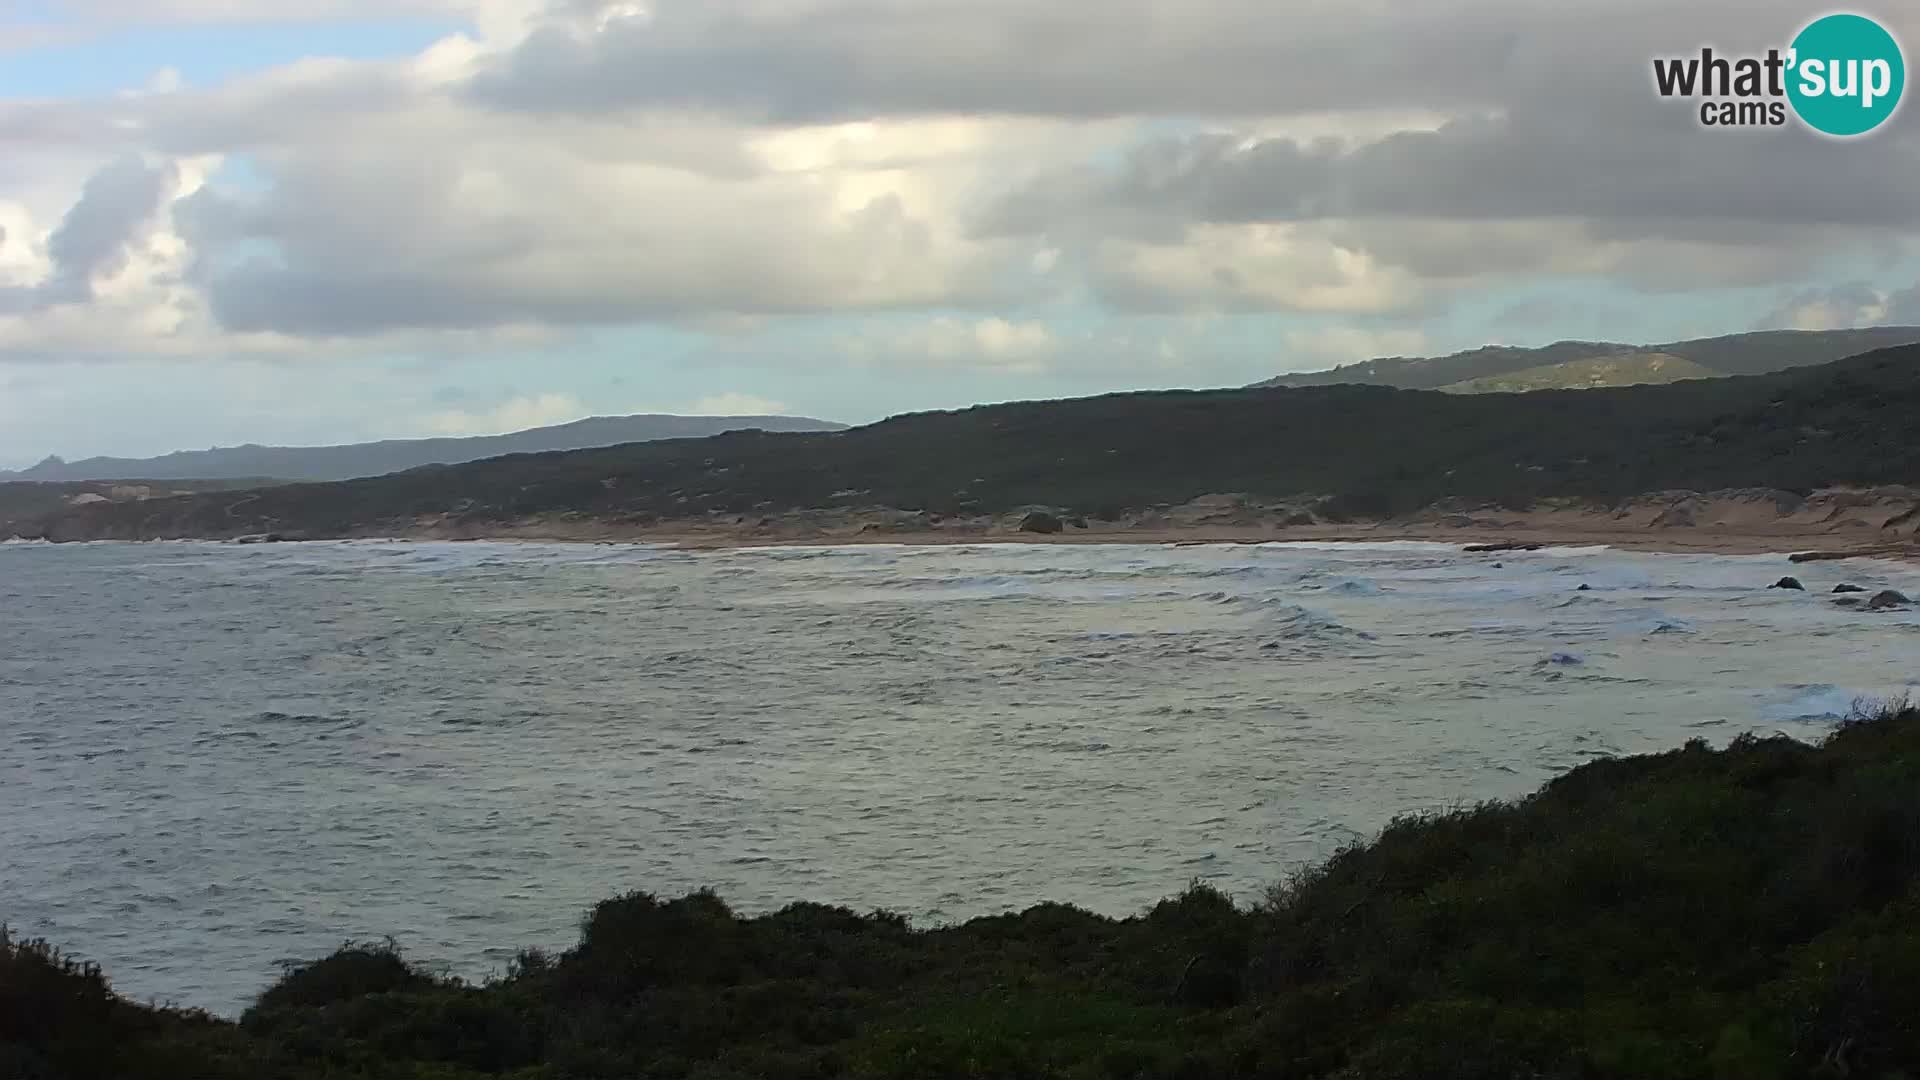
[9,703,1920,1078]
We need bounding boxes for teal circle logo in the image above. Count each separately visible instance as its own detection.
[1787,13,1906,136]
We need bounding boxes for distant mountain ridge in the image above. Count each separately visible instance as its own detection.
[2,413,848,483]
[25,342,1920,543]
[1253,327,1920,393]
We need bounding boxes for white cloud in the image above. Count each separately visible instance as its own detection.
[421,391,590,435]
[1758,283,1895,332]
[1090,224,1424,314]
[686,392,791,416]
[844,317,1060,373]
[417,389,801,438]
[0,0,1916,376]
[1279,326,1430,371]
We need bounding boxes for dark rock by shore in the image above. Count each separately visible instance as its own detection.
[1017,511,1064,534]
[1867,589,1912,611]
[1465,541,1545,553]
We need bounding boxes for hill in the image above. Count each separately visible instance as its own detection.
[1435,352,1719,394]
[10,700,1920,1078]
[17,343,1920,543]
[0,413,847,484]
[1254,326,1920,392]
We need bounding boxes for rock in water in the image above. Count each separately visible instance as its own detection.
[1770,577,1805,591]
[1018,512,1064,535]
[1867,590,1912,611]
[1834,584,1868,594]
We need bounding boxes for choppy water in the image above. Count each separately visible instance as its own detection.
[2,538,1917,1015]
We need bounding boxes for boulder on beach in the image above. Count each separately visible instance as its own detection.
[1018,512,1065,535]
[1769,577,1805,591]
[1867,590,1912,611]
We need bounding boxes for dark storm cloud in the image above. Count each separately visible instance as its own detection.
[0,155,176,314]
[467,0,1516,120]
[44,156,178,302]
[978,94,1920,241]
[467,0,1863,122]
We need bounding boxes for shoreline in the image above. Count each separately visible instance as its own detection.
[20,485,1920,563]
[21,522,1917,563]
[18,523,1920,564]
[377,520,1920,563]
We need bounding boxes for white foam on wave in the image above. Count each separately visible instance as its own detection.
[1762,683,1920,724]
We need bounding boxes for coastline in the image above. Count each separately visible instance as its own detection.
[336,488,1920,564]
[382,516,1920,563]
[20,485,1920,564]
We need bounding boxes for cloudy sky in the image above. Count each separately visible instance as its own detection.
[2,0,1917,465]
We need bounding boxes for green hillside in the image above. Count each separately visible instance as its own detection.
[1436,352,1720,394]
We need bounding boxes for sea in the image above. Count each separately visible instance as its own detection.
[2,538,1916,1015]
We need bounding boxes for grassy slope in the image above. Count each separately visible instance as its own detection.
[24,344,1920,541]
[8,703,1920,1079]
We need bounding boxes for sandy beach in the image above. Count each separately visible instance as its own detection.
[379,486,1920,563]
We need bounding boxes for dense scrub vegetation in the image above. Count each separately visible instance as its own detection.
[20,343,1920,541]
[9,702,1920,1078]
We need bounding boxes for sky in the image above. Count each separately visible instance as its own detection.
[2,0,1919,466]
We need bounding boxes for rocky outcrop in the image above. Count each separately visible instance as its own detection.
[1866,590,1912,611]
[1769,577,1805,591]
[1650,500,1702,528]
